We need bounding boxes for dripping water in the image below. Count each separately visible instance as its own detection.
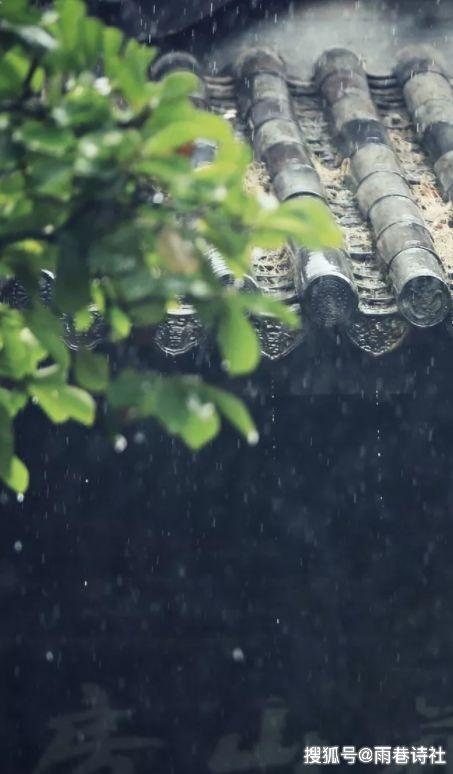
[270,376,277,468]
[375,386,385,516]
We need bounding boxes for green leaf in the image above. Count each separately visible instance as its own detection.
[58,384,95,425]
[1,456,29,494]
[25,306,70,371]
[28,382,69,422]
[116,39,155,106]
[145,111,233,156]
[30,65,44,93]
[27,157,74,201]
[141,98,195,135]
[0,406,14,480]
[75,350,108,393]
[0,404,28,492]
[160,71,199,102]
[133,155,191,183]
[0,387,28,418]
[200,213,250,274]
[3,239,54,279]
[29,381,95,425]
[176,402,220,449]
[203,385,258,445]
[0,21,57,51]
[0,310,46,379]
[0,0,34,24]
[0,45,30,97]
[108,368,154,412]
[54,234,90,313]
[152,377,220,449]
[73,308,92,332]
[254,198,344,251]
[128,301,166,326]
[53,0,86,67]
[32,363,66,386]
[13,121,75,158]
[239,293,300,328]
[80,16,103,70]
[102,25,123,74]
[89,224,140,275]
[0,120,17,173]
[54,83,111,129]
[217,298,260,376]
[108,371,220,449]
[109,307,131,341]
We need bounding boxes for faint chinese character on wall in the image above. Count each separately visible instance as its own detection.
[33,683,163,774]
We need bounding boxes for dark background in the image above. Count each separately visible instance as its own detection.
[3,327,453,772]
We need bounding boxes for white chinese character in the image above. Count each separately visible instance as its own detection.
[341,747,357,765]
[322,747,340,765]
[428,746,447,765]
[393,747,411,765]
[293,733,325,773]
[411,746,429,765]
[304,747,322,765]
[374,747,392,765]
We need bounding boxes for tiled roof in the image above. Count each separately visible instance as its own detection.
[153,46,453,359]
[4,45,453,362]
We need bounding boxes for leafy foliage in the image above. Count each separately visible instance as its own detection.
[0,0,343,492]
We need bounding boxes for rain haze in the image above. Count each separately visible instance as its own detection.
[3,1,453,773]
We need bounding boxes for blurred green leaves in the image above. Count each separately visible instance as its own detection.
[29,378,95,425]
[108,371,257,450]
[0,304,96,489]
[0,0,342,493]
[217,297,260,376]
[75,350,108,393]
[254,197,344,251]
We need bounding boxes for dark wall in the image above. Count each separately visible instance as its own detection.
[3,334,453,773]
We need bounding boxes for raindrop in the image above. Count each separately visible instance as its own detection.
[114,435,128,453]
[232,647,245,663]
[14,541,23,553]
[247,430,259,446]
[45,651,54,663]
